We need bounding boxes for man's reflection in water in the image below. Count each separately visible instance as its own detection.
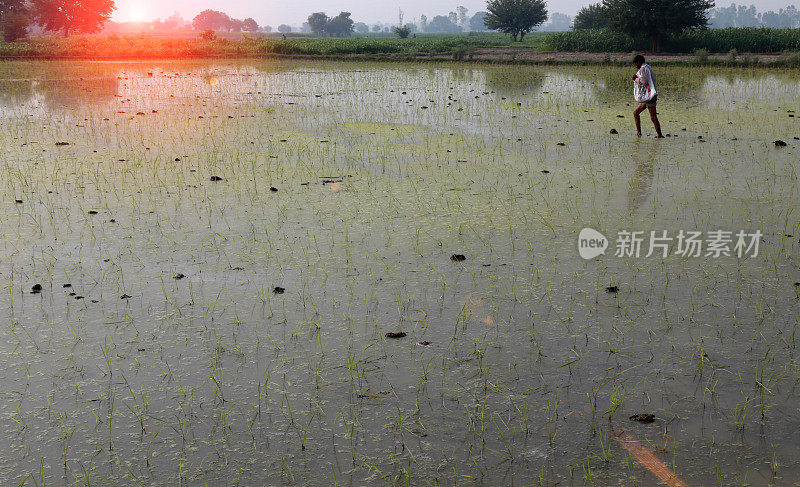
[627,139,658,214]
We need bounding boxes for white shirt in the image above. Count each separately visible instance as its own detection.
[634,63,657,101]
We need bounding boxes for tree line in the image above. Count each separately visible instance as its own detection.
[708,3,800,28]
[299,0,715,46]
[573,0,714,51]
[360,7,570,35]
[191,10,259,34]
[1,0,114,41]
[575,1,800,31]
[306,12,355,37]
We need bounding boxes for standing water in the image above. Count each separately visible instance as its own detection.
[0,60,798,486]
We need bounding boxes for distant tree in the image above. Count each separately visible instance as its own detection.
[425,15,462,32]
[393,24,411,38]
[735,4,761,26]
[602,0,713,51]
[484,0,548,41]
[192,9,230,31]
[242,17,258,32]
[469,11,488,30]
[261,24,272,32]
[300,22,310,32]
[573,3,608,29]
[419,14,427,31]
[1,10,29,41]
[33,0,115,36]
[327,11,354,36]
[163,11,185,29]
[354,21,368,33]
[161,15,178,30]
[371,24,381,32]
[761,6,799,28]
[709,3,759,28]
[760,10,781,27]
[0,0,29,41]
[457,5,469,28]
[277,23,291,33]
[228,18,244,32]
[307,12,328,35]
[542,12,571,30]
[0,0,25,17]
[707,3,800,28]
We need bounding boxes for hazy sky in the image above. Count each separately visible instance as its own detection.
[112,0,798,26]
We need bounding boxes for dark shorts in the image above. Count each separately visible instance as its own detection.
[643,95,657,108]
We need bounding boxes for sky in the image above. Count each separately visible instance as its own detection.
[112,0,798,26]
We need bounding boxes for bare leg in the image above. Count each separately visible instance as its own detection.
[648,106,663,138]
[633,103,646,136]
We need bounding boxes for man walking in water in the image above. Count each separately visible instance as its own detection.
[632,55,663,138]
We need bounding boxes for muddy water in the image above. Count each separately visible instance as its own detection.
[0,60,798,486]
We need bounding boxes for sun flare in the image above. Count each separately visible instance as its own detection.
[128,6,145,22]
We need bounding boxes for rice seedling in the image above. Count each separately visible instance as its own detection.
[0,58,797,486]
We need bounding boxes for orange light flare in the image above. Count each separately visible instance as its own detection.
[127,6,146,23]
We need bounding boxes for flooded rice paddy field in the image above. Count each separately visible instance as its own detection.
[0,60,799,486]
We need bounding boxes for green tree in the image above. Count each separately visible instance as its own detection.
[484,0,548,41]
[33,0,115,36]
[602,0,714,51]
[393,24,411,38]
[573,3,608,29]
[307,12,328,35]
[327,11,354,36]
[277,24,291,33]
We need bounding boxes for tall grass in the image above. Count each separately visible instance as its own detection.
[547,27,800,53]
[261,34,535,55]
[671,27,800,53]
[546,29,639,52]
